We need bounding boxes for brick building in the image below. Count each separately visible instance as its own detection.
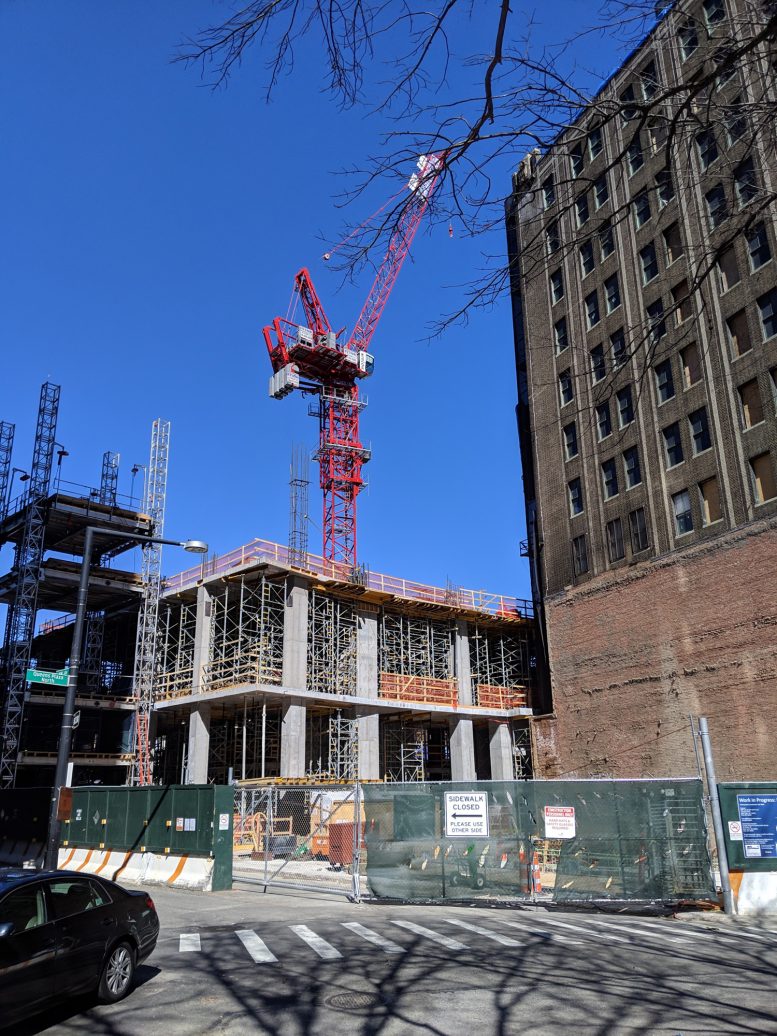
[506,0,777,779]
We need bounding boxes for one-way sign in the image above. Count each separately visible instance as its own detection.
[444,791,490,838]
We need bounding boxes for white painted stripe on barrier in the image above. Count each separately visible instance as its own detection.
[341,922,404,954]
[390,920,467,951]
[179,933,201,952]
[496,918,583,944]
[236,929,278,963]
[290,925,342,960]
[444,918,522,947]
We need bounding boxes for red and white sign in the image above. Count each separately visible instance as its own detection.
[544,806,576,839]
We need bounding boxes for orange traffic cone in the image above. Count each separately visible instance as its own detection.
[532,851,542,893]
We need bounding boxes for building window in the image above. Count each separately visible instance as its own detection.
[570,144,585,178]
[580,241,595,277]
[610,328,627,367]
[586,290,601,329]
[559,369,574,406]
[734,157,758,207]
[757,289,777,341]
[606,517,625,562]
[590,344,606,383]
[572,534,589,575]
[750,453,777,505]
[671,280,693,325]
[679,18,699,60]
[640,242,658,284]
[602,458,619,499]
[623,446,642,488]
[596,402,612,440]
[542,176,556,208]
[705,184,728,228]
[681,342,702,388]
[672,489,694,536]
[696,129,718,170]
[717,246,740,291]
[738,379,763,429]
[569,478,584,516]
[546,221,560,255]
[604,274,621,313]
[747,224,771,271]
[599,222,615,259]
[554,316,569,354]
[629,507,649,552]
[576,192,590,227]
[563,421,579,459]
[654,359,675,404]
[770,368,777,414]
[550,269,564,303]
[634,190,651,228]
[648,118,667,156]
[627,134,644,176]
[620,84,637,122]
[656,169,675,207]
[663,422,684,467]
[727,310,751,357]
[639,59,659,100]
[594,174,609,209]
[647,299,666,341]
[617,385,634,427]
[703,0,726,28]
[663,222,684,264]
[699,477,722,526]
[689,407,712,454]
[725,98,747,144]
[588,125,603,160]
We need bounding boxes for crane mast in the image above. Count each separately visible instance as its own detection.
[263,153,444,569]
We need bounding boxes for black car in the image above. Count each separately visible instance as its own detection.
[0,867,159,1028]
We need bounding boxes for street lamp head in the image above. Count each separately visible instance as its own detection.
[182,540,208,554]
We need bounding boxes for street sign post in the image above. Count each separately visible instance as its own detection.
[444,791,489,838]
[26,667,69,687]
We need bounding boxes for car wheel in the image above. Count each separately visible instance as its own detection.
[98,941,136,1004]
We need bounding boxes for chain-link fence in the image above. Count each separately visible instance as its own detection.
[232,778,715,904]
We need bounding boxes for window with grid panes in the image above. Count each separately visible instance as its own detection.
[703,0,726,28]
[700,477,722,525]
[569,478,584,515]
[689,407,711,454]
[735,157,758,207]
[597,402,612,440]
[639,60,659,100]
[738,379,763,428]
[623,446,642,488]
[620,84,637,121]
[570,144,584,177]
[663,223,684,264]
[559,369,574,406]
[634,190,651,228]
[617,385,634,427]
[717,247,740,291]
[586,290,601,329]
[588,125,603,160]
[554,316,569,354]
[750,453,777,504]
[679,18,699,59]
[663,423,684,467]
[590,344,606,383]
[572,534,589,575]
[648,118,666,156]
[563,421,579,459]
[656,169,675,207]
[627,134,644,175]
[546,221,560,255]
[672,490,693,535]
[725,98,747,144]
[647,299,666,340]
[550,269,564,303]
[655,359,675,403]
[696,129,718,170]
[599,222,615,259]
[610,328,627,367]
[672,280,693,324]
[681,342,702,388]
[605,273,621,313]
[640,242,658,284]
[576,192,590,227]
[594,175,609,209]
[705,184,728,228]
[606,518,625,562]
[747,224,771,270]
[758,290,777,340]
[602,458,619,499]
[629,507,649,552]
[580,241,595,277]
[542,176,556,208]
[770,368,777,413]
[713,46,737,88]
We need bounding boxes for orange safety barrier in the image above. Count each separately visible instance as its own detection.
[474,684,529,709]
[378,673,458,707]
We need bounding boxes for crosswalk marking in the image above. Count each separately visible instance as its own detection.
[444,918,522,947]
[290,924,342,960]
[625,916,775,947]
[391,919,467,951]
[584,917,690,944]
[496,918,583,944]
[236,929,278,963]
[341,922,404,954]
[179,933,201,952]
[535,915,632,944]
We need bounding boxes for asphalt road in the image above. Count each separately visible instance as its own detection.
[12,885,777,1036]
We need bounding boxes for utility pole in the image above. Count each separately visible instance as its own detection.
[697,716,734,915]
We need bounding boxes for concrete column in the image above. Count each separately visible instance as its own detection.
[449,716,477,781]
[356,708,381,780]
[187,702,211,784]
[282,575,308,689]
[356,606,379,699]
[454,619,473,705]
[280,699,306,777]
[192,585,213,695]
[489,721,515,781]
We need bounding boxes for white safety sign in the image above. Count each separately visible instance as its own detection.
[544,805,576,839]
[444,791,490,838]
[728,820,743,841]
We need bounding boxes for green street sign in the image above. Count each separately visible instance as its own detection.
[26,667,70,687]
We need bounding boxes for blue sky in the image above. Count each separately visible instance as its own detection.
[0,1,624,604]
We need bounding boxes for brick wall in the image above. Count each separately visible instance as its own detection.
[536,517,777,780]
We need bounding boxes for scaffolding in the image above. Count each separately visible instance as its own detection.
[0,421,14,521]
[205,575,285,692]
[0,381,60,787]
[83,612,105,693]
[469,624,532,709]
[382,719,426,782]
[158,600,197,699]
[99,451,120,507]
[307,590,357,696]
[205,701,282,784]
[378,612,456,705]
[512,722,532,779]
[288,444,310,569]
[328,710,358,780]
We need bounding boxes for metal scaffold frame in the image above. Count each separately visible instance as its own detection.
[206,701,282,784]
[288,444,310,569]
[158,601,197,699]
[0,382,60,787]
[307,590,357,696]
[328,710,358,780]
[99,451,120,506]
[131,418,170,784]
[380,613,453,679]
[205,576,285,692]
[83,612,106,693]
[0,421,15,522]
[382,720,426,782]
[469,625,532,705]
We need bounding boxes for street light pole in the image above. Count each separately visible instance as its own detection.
[43,527,207,870]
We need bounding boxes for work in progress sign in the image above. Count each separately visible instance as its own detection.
[444,791,490,838]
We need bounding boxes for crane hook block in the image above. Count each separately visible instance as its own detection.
[323,253,331,261]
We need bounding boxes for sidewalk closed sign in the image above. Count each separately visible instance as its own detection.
[444,791,489,838]
[544,806,576,839]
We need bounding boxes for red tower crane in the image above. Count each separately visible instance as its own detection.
[263,153,445,568]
